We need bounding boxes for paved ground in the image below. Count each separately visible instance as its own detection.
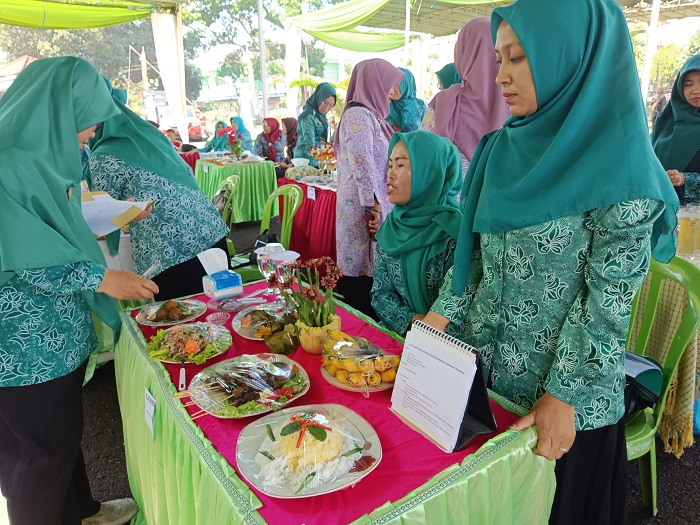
[15,221,700,524]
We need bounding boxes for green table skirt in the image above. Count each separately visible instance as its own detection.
[194,160,279,223]
[114,312,556,525]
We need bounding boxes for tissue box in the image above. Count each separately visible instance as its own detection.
[202,270,243,300]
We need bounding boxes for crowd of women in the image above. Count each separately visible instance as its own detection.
[0,0,698,523]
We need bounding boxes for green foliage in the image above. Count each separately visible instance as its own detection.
[688,30,700,57]
[652,44,685,86]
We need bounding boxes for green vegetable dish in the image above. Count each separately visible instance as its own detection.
[146,322,232,365]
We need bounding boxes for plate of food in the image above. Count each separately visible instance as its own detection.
[186,354,310,418]
[135,299,207,326]
[146,322,232,364]
[231,304,295,341]
[237,404,382,498]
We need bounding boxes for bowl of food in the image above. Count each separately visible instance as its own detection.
[291,158,310,167]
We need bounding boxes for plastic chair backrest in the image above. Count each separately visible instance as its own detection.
[626,256,700,425]
[216,175,240,228]
[259,185,304,249]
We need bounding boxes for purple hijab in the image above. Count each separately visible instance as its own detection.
[334,59,404,150]
[428,18,510,162]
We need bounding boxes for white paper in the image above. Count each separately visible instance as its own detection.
[307,186,316,201]
[81,193,151,236]
[197,248,229,275]
[391,324,478,452]
[145,388,156,438]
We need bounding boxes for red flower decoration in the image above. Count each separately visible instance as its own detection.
[327,266,343,279]
[320,275,337,289]
[302,286,321,302]
[266,272,279,287]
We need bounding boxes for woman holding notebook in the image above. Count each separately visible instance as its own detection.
[423,0,678,523]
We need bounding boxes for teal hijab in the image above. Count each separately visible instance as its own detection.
[453,0,679,295]
[207,120,231,151]
[651,55,700,171]
[103,76,128,105]
[0,57,121,330]
[377,131,462,314]
[87,98,200,193]
[232,116,248,133]
[436,63,461,90]
[298,82,336,139]
[387,68,426,131]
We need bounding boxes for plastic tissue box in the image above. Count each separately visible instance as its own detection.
[203,270,243,300]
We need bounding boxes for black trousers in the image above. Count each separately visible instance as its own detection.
[152,236,229,300]
[549,417,628,525]
[0,361,100,525]
[336,275,378,321]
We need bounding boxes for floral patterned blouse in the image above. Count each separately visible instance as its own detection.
[0,262,104,387]
[293,112,328,168]
[682,172,700,204]
[254,133,286,162]
[432,199,664,431]
[372,240,456,336]
[88,153,228,276]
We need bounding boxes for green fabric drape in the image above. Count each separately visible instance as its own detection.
[651,54,700,172]
[377,131,462,314]
[0,56,120,330]
[305,30,410,52]
[452,0,680,295]
[0,0,158,29]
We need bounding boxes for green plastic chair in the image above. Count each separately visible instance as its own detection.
[625,256,700,516]
[236,185,304,283]
[214,175,240,256]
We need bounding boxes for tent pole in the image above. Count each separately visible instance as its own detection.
[404,0,410,51]
[640,0,661,104]
[257,0,269,116]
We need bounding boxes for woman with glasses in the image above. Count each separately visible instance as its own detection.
[293,82,337,167]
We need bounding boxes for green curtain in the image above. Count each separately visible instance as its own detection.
[0,0,159,29]
[306,29,410,52]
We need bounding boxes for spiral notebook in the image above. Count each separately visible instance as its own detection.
[390,321,496,452]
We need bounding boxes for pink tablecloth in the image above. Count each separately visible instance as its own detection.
[134,286,518,525]
[278,178,337,261]
[179,151,200,172]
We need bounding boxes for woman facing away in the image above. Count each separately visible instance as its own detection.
[386,68,427,133]
[86,97,229,301]
[371,131,462,336]
[333,59,404,317]
[294,82,337,167]
[422,18,510,178]
[0,56,158,525]
[651,54,700,204]
[423,1,678,523]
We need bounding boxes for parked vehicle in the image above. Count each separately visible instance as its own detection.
[157,105,208,142]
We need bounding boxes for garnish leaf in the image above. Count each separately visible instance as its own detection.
[341,446,363,457]
[280,421,301,436]
[308,426,327,442]
[295,472,316,494]
[266,424,275,442]
[259,450,275,461]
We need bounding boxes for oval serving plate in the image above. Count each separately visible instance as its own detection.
[135,299,207,327]
[320,366,393,393]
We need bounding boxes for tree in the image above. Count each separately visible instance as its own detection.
[688,30,700,57]
[651,44,685,87]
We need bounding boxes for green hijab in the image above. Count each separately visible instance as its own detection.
[452,0,679,295]
[436,63,461,90]
[377,131,462,314]
[0,57,121,330]
[387,68,426,131]
[207,120,231,151]
[651,54,700,171]
[298,82,336,139]
[87,99,200,193]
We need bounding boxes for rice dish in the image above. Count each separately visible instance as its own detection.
[255,412,362,494]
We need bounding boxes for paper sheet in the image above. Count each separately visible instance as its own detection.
[81,192,153,236]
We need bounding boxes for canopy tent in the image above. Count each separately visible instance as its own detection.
[0,0,192,140]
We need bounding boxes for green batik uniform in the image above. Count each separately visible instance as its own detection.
[373,131,462,336]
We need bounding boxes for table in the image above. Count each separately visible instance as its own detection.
[194,160,279,223]
[115,284,555,525]
[278,179,337,261]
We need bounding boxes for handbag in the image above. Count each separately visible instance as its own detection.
[624,352,663,417]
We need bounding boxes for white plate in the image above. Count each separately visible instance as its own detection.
[135,299,207,327]
[188,354,310,418]
[320,366,393,393]
[147,322,232,364]
[236,404,382,498]
[231,304,288,341]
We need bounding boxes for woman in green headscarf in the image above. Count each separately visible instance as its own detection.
[0,57,157,525]
[386,68,427,132]
[201,120,231,152]
[86,95,229,300]
[422,1,678,523]
[293,82,336,167]
[652,54,700,204]
[372,131,462,336]
[436,63,461,91]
